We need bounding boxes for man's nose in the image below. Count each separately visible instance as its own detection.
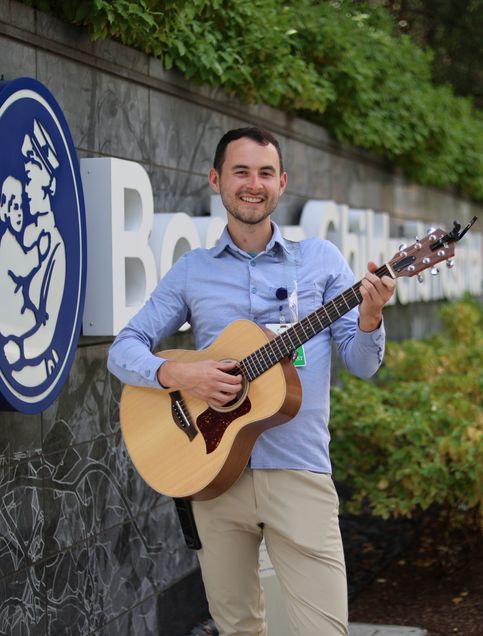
[246,172,262,190]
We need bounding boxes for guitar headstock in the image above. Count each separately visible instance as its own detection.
[388,229,456,279]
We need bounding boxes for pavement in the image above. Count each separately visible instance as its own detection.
[350,624,427,636]
[188,620,428,635]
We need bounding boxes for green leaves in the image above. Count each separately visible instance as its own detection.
[330,296,483,528]
[22,0,483,200]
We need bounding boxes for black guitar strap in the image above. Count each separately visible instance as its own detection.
[173,497,202,550]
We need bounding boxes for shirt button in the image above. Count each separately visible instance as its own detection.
[145,370,150,377]
[251,287,257,294]
[250,260,256,267]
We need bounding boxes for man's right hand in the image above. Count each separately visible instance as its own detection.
[157,359,243,408]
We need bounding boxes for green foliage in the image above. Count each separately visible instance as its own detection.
[330,296,483,527]
[383,0,483,108]
[21,0,483,201]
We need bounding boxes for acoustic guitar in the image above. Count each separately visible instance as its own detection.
[120,220,476,500]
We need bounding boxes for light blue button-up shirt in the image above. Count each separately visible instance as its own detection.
[108,222,385,473]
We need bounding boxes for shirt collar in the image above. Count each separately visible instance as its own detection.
[211,221,291,258]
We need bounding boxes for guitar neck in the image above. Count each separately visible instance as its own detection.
[239,263,392,382]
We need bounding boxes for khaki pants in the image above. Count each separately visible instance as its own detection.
[192,469,349,636]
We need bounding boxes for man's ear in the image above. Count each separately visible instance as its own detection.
[208,168,221,193]
[280,171,288,195]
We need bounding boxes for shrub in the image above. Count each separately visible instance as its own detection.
[20,0,483,201]
[330,296,483,529]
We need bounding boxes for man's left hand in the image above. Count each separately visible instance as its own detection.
[358,261,396,332]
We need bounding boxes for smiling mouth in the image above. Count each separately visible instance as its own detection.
[239,194,265,204]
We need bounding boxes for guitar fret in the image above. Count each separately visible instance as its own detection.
[280,338,291,356]
[341,293,351,310]
[320,305,331,324]
[264,343,278,368]
[292,326,302,346]
[331,301,341,317]
[308,313,321,332]
[255,350,264,370]
[298,320,310,341]
[302,318,313,336]
[273,337,285,358]
[262,348,273,371]
[265,341,277,365]
[249,353,262,377]
[240,358,254,382]
[253,349,265,374]
[282,330,296,351]
[350,286,362,303]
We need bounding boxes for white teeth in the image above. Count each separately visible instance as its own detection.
[241,196,263,203]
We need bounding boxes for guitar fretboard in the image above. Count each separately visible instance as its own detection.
[239,264,391,382]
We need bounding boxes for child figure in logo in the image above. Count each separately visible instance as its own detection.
[4,119,66,386]
[0,175,50,362]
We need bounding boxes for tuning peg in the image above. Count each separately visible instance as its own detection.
[426,227,436,235]
[398,243,408,251]
[417,274,424,283]
[430,267,440,276]
[446,259,455,269]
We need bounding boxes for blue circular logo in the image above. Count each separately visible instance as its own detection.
[0,77,87,414]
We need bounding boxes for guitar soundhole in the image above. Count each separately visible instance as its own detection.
[197,397,252,454]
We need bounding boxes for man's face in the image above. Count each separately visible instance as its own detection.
[209,137,287,225]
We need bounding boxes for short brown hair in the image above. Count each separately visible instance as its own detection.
[213,127,284,174]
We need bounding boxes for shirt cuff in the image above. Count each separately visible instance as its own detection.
[356,318,386,345]
[140,355,168,388]
[156,358,171,389]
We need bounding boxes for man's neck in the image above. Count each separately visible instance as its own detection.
[227,219,273,254]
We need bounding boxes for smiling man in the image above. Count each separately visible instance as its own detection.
[209,132,287,236]
[108,127,395,636]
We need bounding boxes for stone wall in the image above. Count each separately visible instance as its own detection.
[0,1,481,634]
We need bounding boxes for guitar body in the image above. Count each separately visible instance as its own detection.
[120,320,302,500]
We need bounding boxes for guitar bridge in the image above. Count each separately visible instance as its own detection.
[170,391,198,441]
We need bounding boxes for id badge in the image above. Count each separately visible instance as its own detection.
[265,323,306,367]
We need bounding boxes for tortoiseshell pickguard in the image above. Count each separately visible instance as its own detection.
[197,398,252,454]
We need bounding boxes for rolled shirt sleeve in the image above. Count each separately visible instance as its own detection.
[107,253,190,388]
